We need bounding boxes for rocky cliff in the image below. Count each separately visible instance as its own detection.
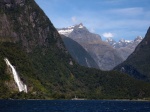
[0,0,71,98]
[0,0,65,52]
[114,27,150,81]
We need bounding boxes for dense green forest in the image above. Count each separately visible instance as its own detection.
[0,42,150,100]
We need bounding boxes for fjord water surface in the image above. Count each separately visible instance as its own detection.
[0,100,150,112]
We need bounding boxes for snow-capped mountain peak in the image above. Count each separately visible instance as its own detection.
[78,23,84,28]
[105,37,114,42]
[134,36,143,42]
[58,23,84,36]
[119,39,132,43]
[58,28,74,36]
[106,36,143,49]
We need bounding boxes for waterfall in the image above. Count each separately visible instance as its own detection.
[4,58,28,93]
[85,58,91,68]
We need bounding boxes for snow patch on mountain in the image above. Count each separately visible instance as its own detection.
[106,36,143,60]
[105,36,143,49]
[79,24,84,28]
[58,29,74,36]
[58,23,84,36]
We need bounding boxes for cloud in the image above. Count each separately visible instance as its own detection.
[102,32,114,38]
[71,16,77,23]
[90,28,95,33]
[109,7,143,16]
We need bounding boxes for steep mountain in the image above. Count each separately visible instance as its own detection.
[61,35,99,69]
[58,24,124,70]
[0,0,73,99]
[58,23,102,43]
[114,27,150,81]
[106,36,143,60]
[0,0,150,100]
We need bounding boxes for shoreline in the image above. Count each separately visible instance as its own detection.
[1,98,150,101]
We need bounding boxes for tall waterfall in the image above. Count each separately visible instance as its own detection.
[4,58,28,93]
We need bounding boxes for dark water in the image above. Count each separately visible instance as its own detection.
[0,100,150,112]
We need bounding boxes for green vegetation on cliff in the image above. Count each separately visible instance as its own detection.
[1,42,150,100]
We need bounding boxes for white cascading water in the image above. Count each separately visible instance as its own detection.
[4,58,27,93]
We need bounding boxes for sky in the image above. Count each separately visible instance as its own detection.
[35,0,150,41]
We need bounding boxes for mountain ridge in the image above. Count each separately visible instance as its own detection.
[106,36,143,60]
[58,23,143,70]
[58,24,126,70]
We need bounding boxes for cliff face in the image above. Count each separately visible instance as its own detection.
[0,0,64,52]
[0,0,71,98]
[115,27,150,81]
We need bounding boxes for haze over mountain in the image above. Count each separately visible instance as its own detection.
[0,0,150,100]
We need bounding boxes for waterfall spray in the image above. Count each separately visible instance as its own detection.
[4,58,27,93]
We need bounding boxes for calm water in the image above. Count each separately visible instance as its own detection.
[0,100,150,112]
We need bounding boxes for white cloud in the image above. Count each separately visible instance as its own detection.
[102,32,114,38]
[71,16,77,23]
[90,28,95,33]
[109,7,143,16]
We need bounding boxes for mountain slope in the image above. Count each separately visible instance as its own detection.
[58,24,124,70]
[0,0,64,52]
[0,0,150,100]
[114,27,150,81]
[0,0,72,98]
[61,35,99,69]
